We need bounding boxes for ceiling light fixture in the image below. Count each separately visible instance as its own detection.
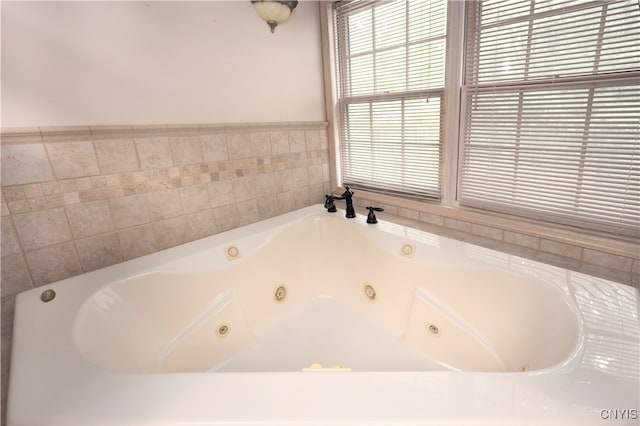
[251,0,298,33]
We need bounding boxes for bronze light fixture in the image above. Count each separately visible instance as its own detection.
[251,0,298,33]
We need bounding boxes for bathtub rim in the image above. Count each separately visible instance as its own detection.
[7,204,639,426]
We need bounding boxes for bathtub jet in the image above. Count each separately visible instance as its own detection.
[7,204,640,425]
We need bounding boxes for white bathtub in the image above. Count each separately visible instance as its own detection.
[7,205,640,425]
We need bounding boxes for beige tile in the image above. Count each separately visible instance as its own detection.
[75,233,123,272]
[294,187,315,209]
[7,198,46,214]
[273,169,294,193]
[1,144,54,185]
[185,209,219,241]
[200,134,229,163]
[471,223,503,241]
[1,295,15,339]
[63,192,81,205]
[208,180,235,207]
[109,194,150,228]
[13,207,71,251]
[270,131,289,155]
[2,186,25,202]
[41,181,62,195]
[307,184,325,205]
[232,174,276,202]
[444,217,472,233]
[170,136,203,165]
[305,129,322,150]
[94,139,139,173]
[45,194,65,209]
[322,163,331,183]
[1,254,32,296]
[580,263,632,285]
[25,242,82,286]
[319,129,329,149]
[153,216,187,249]
[540,239,582,260]
[248,132,272,157]
[497,242,538,261]
[582,249,633,271]
[146,189,183,221]
[234,199,259,227]
[105,174,122,187]
[503,231,540,249]
[257,196,279,220]
[276,191,295,214]
[59,179,77,193]
[212,204,237,232]
[45,141,99,179]
[1,219,22,257]
[179,184,210,213]
[419,212,444,226]
[291,167,309,187]
[395,208,419,221]
[135,137,173,169]
[65,201,114,238]
[534,251,580,271]
[22,183,44,198]
[289,130,306,153]
[118,225,158,260]
[226,133,251,159]
[308,164,324,185]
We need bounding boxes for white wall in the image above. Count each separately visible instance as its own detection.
[1,1,326,127]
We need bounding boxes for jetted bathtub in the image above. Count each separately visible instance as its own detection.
[7,204,640,425]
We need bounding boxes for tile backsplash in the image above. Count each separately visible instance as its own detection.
[1,122,330,294]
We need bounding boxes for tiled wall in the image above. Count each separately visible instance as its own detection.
[0,121,330,420]
[353,197,640,289]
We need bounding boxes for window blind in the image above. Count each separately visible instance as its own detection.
[460,0,640,237]
[334,0,447,200]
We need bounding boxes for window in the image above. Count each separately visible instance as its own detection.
[460,0,640,236]
[328,0,638,238]
[334,0,448,200]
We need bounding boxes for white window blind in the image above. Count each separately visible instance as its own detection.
[334,0,447,200]
[460,0,640,237]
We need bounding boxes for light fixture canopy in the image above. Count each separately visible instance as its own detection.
[251,0,298,33]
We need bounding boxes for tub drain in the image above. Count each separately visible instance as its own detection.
[273,285,287,303]
[216,323,231,337]
[363,284,377,302]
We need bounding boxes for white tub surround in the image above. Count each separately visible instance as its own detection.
[8,205,639,425]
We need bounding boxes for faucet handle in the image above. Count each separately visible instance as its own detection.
[324,195,337,213]
[366,206,384,224]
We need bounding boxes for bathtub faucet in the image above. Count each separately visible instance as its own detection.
[324,187,356,218]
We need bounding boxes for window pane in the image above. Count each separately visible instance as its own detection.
[335,0,447,200]
[461,0,640,236]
